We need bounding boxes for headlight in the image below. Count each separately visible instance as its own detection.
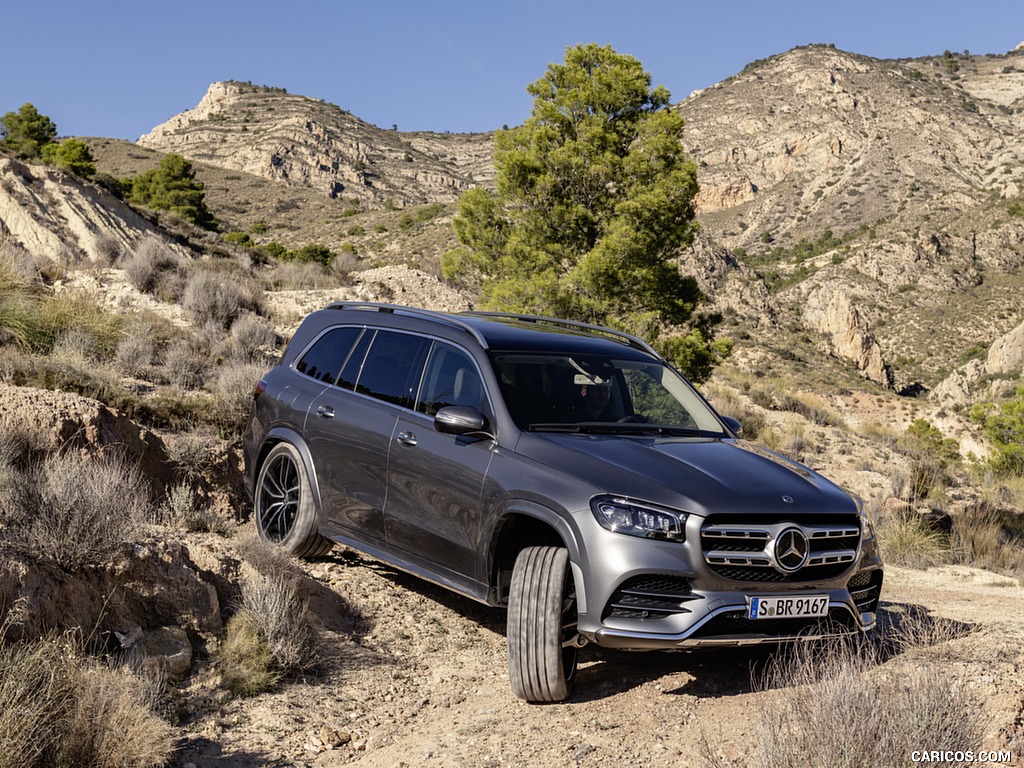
[590,496,686,542]
[853,493,876,538]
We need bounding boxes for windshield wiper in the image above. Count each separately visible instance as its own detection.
[526,422,723,437]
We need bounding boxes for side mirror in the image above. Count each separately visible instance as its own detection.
[721,415,743,438]
[435,406,489,436]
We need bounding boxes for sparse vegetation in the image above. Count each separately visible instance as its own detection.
[220,536,318,696]
[0,453,153,570]
[0,630,174,768]
[706,636,981,768]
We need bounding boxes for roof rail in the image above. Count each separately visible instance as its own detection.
[463,311,661,357]
[324,302,490,348]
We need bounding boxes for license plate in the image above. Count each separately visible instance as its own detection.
[747,595,829,620]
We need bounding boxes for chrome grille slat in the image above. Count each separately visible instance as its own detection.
[700,516,862,583]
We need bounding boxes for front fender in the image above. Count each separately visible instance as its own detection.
[485,499,588,609]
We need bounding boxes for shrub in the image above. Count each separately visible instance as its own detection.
[950,501,1024,575]
[165,431,217,485]
[0,453,154,570]
[160,481,230,535]
[213,362,268,432]
[263,260,332,290]
[220,536,318,695]
[703,632,982,768]
[224,231,253,247]
[0,633,173,768]
[59,658,173,766]
[122,236,182,294]
[162,336,211,390]
[894,418,961,499]
[93,234,123,266]
[287,243,334,266]
[877,508,949,568]
[236,538,317,674]
[182,271,248,329]
[970,387,1024,477]
[114,333,155,378]
[40,138,97,178]
[226,313,276,362]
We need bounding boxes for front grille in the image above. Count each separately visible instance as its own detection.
[603,575,696,621]
[691,608,859,639]
[849,569,883,613]
[701,513,861,583]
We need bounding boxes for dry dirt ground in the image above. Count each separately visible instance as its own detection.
[172,545,1024,768]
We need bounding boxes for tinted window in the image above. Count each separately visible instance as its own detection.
[295,327,362,384]
[338,329,374,390]
[416,342,485,416]
[355,331,429,408]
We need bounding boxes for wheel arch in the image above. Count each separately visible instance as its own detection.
[255,427,324,514]
[487,501,584,608]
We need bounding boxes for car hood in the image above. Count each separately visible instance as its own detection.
[515,432,858,517]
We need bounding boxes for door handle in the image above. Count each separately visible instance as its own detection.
[315,405,335,419]
[396,431,417,447]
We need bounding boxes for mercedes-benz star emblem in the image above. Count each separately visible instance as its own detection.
[774,527,809,572]
[781,495,794,504]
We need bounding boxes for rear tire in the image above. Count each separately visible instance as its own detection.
[254,443,333,558]
[507,546,578,702]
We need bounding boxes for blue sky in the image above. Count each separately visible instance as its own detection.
[3,1,1023,140]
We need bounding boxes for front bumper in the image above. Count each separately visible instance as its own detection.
[569,507,883,652]
[588,603,876,650]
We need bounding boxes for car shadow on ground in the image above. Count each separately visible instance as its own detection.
[310,551,978,702]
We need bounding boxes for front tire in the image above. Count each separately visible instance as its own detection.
[507,546,578,702]
[254,442,333,558]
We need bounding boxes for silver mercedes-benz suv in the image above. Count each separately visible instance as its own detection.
[242,303,883,702]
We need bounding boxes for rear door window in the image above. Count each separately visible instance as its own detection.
[355,331,430,409]
[294,327,363,385]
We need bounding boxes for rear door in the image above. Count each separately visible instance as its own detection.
[307,329,429,542]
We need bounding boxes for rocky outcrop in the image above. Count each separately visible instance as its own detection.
[138,81,494,207]
[0,157,181,264]
[986,318,1024,376]
[0,383,172,490]
[932,317,1024,406]
[0,537,228,682]
[676,234,777,325]
[803,290,893,387]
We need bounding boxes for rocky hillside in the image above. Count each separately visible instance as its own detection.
[92,47,1024,402]
[683,46,1024,246]
[137,81,495,207]
[674,44,1024,396]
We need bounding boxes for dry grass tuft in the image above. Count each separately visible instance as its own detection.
[702,623,983,768]
[876,509,950,568]
[950,502,1024,576]
[0,631,173,768]
[0,453,154,569]
[219,536,318,696]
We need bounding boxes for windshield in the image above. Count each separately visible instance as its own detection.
[490,352,726,435]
